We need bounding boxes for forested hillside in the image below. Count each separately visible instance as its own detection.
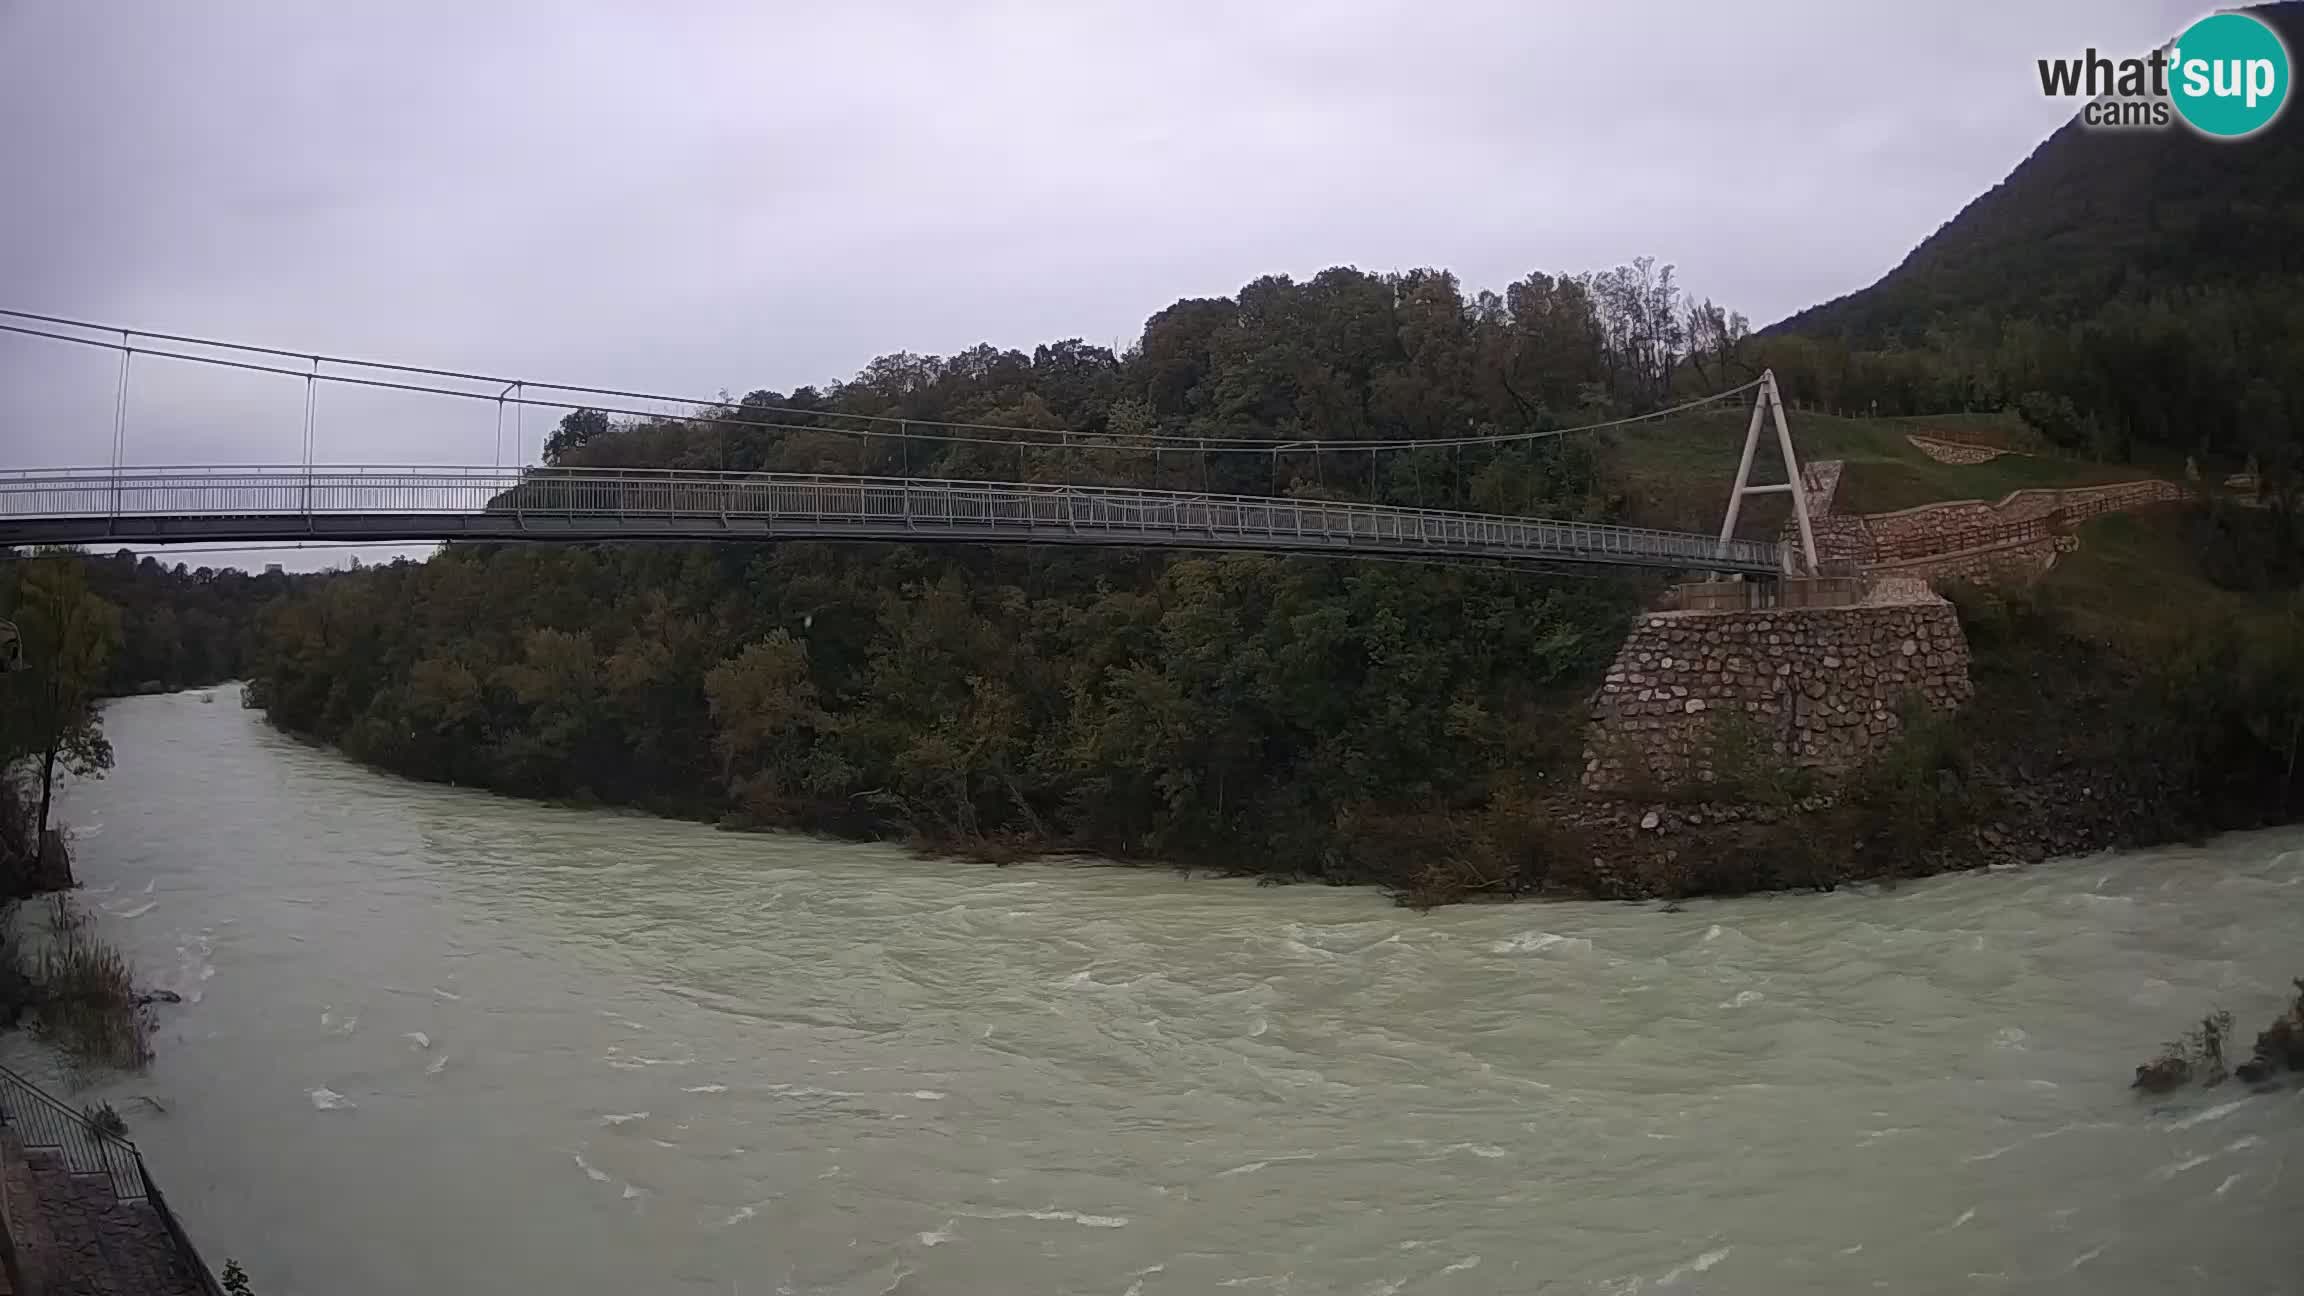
[74,553,295,694]
[1775,1,2304,341]
[245,261,1750,887]
[1,549,287,697]
[1749,2,2304,483]
[233,53,2304,898]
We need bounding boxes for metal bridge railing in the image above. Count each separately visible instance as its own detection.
[0,466,1784,573]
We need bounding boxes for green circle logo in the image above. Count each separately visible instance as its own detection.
[2170,11,2290,138]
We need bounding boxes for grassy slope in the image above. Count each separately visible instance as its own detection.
[1602,403,2289,656]
[1600,408,2162,538]
[2035,509,2284,646]
[1601,407,2273,650]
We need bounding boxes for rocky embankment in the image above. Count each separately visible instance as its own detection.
[1537,755,2215,901]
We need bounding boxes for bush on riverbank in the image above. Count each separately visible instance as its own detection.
[2237,981,2304,1086]
[5,896,152,1073]
[2133,1010,2237,1093]
[2134,982,2304,1093]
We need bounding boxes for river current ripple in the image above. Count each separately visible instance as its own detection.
[9,690,2299,1294]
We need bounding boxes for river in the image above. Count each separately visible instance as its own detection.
[7,689,2300,1294]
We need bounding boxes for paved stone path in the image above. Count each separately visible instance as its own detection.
[3,1139,201,1296]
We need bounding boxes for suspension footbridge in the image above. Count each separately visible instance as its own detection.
[0,466,1785,573]
[0,311,1816,577]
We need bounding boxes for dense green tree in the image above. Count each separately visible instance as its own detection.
[233,258,1712,882]
[544,408,612,464]
[0,558,123,847]
[45,551,292,694]
[704,630,835,805]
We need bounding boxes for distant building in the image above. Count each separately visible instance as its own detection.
[265,564,285,575]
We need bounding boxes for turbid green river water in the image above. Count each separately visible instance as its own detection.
[6,689,2299,1294]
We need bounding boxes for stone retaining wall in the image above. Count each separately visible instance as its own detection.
[1583,597,1972,795]
[1806,514,1877,566]
[1908,436,2007,465]
[1860,478,2185,554]
[1903,425,2012,451]
[1672,577,1872,612]
[2039,477,2191,520]
[1582,458,2172,796]
[1869,534,2079,586]
[1780,472,2185,578]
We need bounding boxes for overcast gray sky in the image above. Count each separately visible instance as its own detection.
[0,0,2200,568]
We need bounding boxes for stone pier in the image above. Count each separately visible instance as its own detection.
[1582,590,1972,795]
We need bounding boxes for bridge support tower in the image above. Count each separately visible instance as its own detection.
[1717,369,1819,577]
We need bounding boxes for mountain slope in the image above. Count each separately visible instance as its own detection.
[1771,1,2304,342]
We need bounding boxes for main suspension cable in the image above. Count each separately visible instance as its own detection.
[0,310,1760,457]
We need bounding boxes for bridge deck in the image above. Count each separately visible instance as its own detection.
[0,467,1782,574]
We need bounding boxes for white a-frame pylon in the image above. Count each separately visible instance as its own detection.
[1717,369,1819,576]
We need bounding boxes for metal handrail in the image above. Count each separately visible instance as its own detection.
[0,465,1785,572]
[0,1062,224,1292]
[1871,515,2060,562]
[0,463,1757,535]
[0,1063,145,1200]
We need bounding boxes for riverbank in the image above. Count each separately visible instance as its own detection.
[45,689,2304,1295]
[1171,581,2299,909]
[225,454,2304,909]
[1371,572,2304,905]
[240,563,2304,908]
[0,783,218,1293]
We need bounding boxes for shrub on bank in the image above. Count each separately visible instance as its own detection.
[2135,982,2304,1092]
[6,895,153,1073]
[1833,699,1988,879]
[2236,981,2304,1085]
